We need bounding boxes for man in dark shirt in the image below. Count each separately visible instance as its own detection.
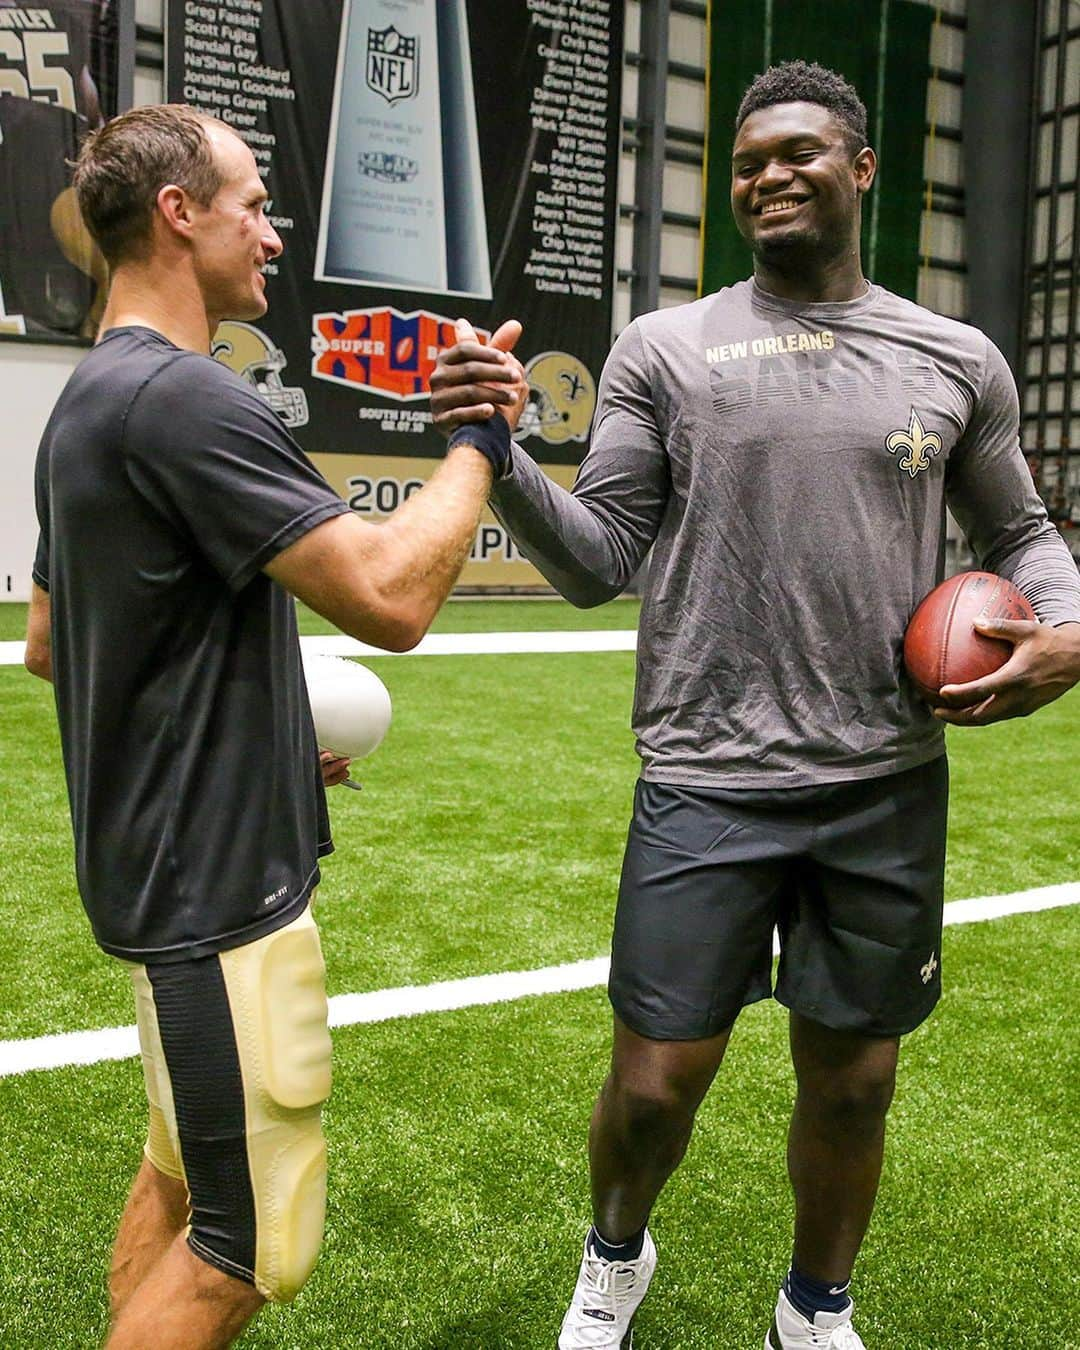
[24,103,519,1349]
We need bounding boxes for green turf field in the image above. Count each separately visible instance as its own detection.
[0,596,1077,1348]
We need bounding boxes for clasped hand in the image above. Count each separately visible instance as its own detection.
[429,318,529,437]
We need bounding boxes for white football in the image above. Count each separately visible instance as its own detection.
[301,652,392,760]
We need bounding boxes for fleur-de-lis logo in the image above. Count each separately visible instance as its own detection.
[886,408,943,479]
[920,952,938,985]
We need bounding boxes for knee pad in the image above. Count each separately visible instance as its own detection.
[217,911,333,1302]
[251,1120,328,1301]
[258,922,333,1111]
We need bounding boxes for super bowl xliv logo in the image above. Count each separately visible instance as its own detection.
[366,26,418,105]
[311,307,489,400]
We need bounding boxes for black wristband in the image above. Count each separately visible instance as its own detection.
[447,416,512,478]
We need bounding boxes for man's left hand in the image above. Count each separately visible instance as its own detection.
[430,319,528,436]
[933,619,1080,725]
[320,749,352,786]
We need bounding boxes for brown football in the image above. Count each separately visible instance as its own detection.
[903,571,1036,703]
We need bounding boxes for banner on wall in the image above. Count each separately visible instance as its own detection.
[700,0,932,302]
[167,0,623,589]
[0,0,133,342]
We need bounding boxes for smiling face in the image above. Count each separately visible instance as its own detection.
[189,125,283,327]
[730,101,875,276]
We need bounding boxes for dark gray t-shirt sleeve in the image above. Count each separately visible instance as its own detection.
[490,321,670,606]
[946,338,1080,625]
[122,355,349,592]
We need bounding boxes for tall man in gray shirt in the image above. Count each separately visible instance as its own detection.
[431,62,1080,1350]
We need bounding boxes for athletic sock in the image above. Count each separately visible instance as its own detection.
[589,1223,646,1263]
[784,1264,852,1320]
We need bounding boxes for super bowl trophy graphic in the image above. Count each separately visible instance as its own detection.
[316,0,492,299]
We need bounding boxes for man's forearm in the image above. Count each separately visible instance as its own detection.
[986,520,1080,626]
[491,450,653,608]
[369,444,493,628]
[266,446,494,651]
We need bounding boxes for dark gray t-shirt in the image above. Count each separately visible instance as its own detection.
[33,326,350,962]
[492,280,1080,787]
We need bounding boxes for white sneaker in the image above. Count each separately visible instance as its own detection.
[557,1229,657,1348]
[765,1287,867,1350]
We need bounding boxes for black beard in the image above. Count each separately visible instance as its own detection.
[750,226,830,270]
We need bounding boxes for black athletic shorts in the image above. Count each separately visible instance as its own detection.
[609,758,948,1040]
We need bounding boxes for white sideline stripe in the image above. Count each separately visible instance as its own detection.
[327,957,611,1030]
[1,882,1077,1079]
[0,632,638,667]
[298,631,638,658]
[941,880,1080,924]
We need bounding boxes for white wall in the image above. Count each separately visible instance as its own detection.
[0,346,84,600]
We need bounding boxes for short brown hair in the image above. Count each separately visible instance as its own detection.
[73,104,230,265]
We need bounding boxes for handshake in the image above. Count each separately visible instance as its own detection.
[429,318,529,477]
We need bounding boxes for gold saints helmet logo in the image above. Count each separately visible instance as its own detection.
[886,408,943,479]
[211,321,310,428]
[515,351,597,446]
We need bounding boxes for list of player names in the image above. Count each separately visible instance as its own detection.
[176,0,294,266]
[525,0,615,301]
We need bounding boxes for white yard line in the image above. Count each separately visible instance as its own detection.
[1,631,638,667]
[1,882,1077,1078]
[300,631,638,657]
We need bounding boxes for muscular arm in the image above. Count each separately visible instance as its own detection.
[265,445,492,650]
[936,338,1080,722]
[123,354,498,653]
[435,320,670,608]
[490,442,668,607]
[947,339,1080,624]
[25,582,51,682]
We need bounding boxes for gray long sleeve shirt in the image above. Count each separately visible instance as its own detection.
[492,279,1080,787]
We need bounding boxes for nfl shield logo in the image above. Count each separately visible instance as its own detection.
[366,25,419,105]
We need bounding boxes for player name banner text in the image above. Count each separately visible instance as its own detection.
[167,0,623,590]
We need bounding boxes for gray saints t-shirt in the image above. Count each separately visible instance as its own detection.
[492,279,1080,787]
